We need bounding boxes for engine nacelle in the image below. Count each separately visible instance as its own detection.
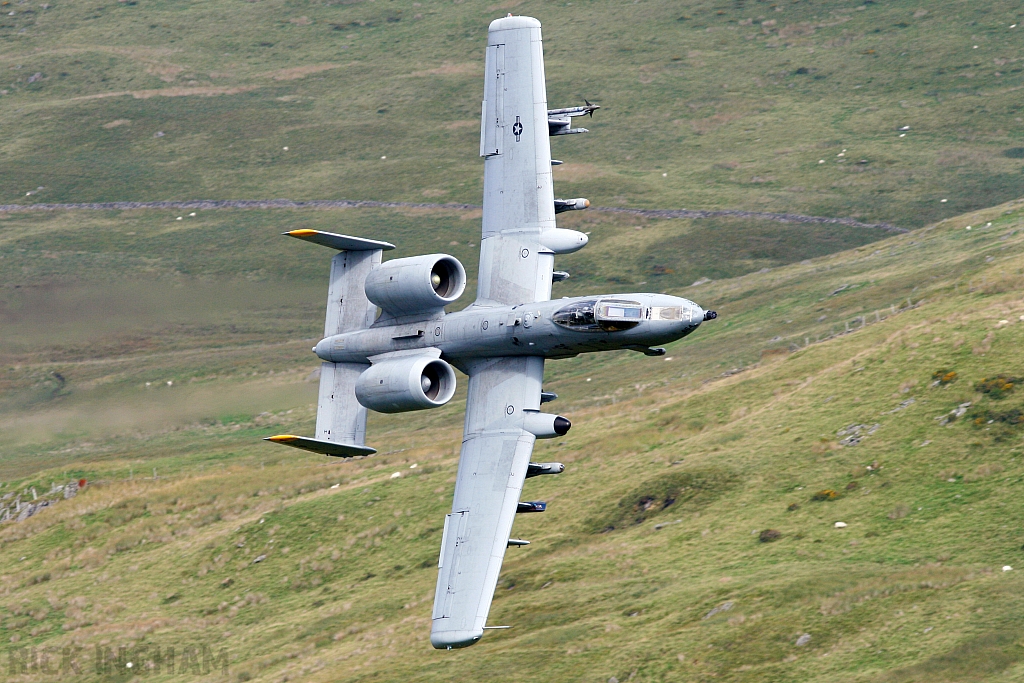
[364,254,466,318]
[522,411,571,439]
[355,356,457,413]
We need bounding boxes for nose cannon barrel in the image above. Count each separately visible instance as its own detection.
[703,310,718,321]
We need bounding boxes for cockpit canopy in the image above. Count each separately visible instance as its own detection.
[553,299,644,332]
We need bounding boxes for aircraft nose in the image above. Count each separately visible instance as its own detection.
[688,305,716,326]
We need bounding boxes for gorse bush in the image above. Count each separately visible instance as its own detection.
[587,468,736,533]
[966,373,1024,432]
[975,375,1020,399]
[972,408,1024,427]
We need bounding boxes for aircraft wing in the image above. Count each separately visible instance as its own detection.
[476,16,557,306]
[430,356,544,649]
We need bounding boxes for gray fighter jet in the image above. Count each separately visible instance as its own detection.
[265,15,715,650]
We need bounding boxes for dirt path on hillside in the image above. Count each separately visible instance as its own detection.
[0,199,908,233]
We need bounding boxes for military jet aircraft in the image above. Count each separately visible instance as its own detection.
[265,15,715,650]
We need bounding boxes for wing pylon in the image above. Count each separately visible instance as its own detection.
[547,100,600,136]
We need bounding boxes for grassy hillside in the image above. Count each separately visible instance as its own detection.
[1,0,1022,229]
[1,196,1023,682]
[0,201,893,479]
[3,2,1024,678]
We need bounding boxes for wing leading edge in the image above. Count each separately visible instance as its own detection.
[432,15,579,649]
[476,16,557,307]
[430,356,543,649]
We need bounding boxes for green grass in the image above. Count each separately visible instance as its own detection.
[1,196,1023,681]
[1,0,1022,228]
[3,0,1024,678]
[0,202,890,476]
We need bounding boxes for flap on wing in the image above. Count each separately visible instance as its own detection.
[264,435,376,457]
[433,510,469,620]
[285,229,395,252]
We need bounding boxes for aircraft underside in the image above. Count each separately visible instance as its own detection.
[264,15,714,650]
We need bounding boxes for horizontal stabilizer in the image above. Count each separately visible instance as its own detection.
[284,229,395,252]
[264,434,376,457]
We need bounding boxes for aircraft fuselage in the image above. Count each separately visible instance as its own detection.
[313,293,706,369]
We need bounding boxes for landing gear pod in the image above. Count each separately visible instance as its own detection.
[522,411,571,438]
[355,356,457,413]
[537,228,588,254]
[364,254,467,318]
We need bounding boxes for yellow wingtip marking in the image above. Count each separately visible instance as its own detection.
[266,434,299,443]
[287,229,319,237]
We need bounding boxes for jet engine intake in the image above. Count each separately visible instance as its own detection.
[523,411,571,438]
[355,356,457,413]
[364,254,466,318]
